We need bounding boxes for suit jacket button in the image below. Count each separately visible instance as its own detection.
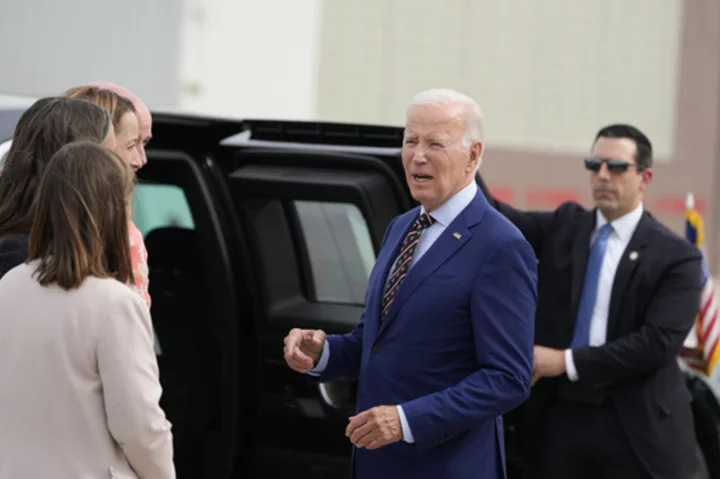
[372,345,380,353]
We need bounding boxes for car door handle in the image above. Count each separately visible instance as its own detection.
[318,382,343,409]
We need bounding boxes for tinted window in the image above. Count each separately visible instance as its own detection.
[294,201,375,304]
[132,183,194,236]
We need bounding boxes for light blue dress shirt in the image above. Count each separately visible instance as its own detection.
[309,180,478,443]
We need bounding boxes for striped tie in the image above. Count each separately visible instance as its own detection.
[380,212,435,320]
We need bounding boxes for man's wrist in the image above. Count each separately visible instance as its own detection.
[314,343,325,368]
[396,405,414,443]
[308,340,330,375]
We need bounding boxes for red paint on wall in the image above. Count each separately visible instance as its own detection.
[489,186,515,204]
[654,197,706,214]
[488,184,708,216]
[525,189,582,207]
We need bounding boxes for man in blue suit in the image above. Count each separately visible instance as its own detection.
[283,88,538,479]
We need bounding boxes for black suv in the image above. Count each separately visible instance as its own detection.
[1,101,718,479]
[139,114,414,479]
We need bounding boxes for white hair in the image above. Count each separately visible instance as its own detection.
[408,89,485,146]
[407,88,486,169]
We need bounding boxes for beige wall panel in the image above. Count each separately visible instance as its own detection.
[317,0,683,159]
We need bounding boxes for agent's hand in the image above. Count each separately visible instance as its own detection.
[346,405,402,450]
[283,328,326,374]
[532,345,566,386]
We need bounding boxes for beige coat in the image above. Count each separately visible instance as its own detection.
[0,262,175,479]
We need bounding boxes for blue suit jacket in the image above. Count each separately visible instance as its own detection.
[318,190,537,479]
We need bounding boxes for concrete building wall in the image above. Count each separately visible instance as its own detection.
[0,0,183,109]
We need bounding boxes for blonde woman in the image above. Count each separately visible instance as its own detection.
[63,86,151,311]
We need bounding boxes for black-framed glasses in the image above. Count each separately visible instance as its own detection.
[584,157,636,174]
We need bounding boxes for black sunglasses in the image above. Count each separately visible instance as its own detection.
[584,157,636,174]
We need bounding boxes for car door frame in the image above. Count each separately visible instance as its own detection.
[225,144,411,476]
[138,147,241,479]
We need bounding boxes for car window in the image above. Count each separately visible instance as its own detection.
[132,183,195,237]
[294,201,376,305]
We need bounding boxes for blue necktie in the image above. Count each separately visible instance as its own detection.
[570,223,613,348]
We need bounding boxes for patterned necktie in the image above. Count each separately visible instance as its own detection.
[570,223,613,348]
[380,212,435,320]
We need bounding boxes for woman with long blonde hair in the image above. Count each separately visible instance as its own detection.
[63,86,151,310]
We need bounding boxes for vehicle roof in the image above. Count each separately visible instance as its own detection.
[0,93,405,155]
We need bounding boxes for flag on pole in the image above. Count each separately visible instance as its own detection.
[680,193,720,376]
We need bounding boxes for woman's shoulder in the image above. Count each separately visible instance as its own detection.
[85,275,143,300]
[0,260,33,283]
[84,278,151,336]
[81,277,147,320]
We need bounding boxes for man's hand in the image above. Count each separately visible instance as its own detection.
[532,345,566,386]
[283,328,326,374]
[346,405,402,450]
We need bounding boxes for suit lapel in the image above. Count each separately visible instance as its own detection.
[376,191,487,337]
[380,221,471,327]
[606,213,651,335]
[570,211,596,320]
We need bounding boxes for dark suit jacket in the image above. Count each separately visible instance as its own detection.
[0,234,29,280]
[478,179,702,479]
[317,191,538,479]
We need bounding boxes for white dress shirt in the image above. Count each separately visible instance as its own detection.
[565,203,644,380]
[309,180,479,443]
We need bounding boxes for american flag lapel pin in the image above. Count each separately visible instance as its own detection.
[453,232,462,240]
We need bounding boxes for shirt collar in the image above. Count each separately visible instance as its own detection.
[595,202,644,242]
[420,181,478,227]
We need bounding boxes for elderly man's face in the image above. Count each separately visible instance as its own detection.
[401,104,480,212]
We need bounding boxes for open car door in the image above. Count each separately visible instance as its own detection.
[224,121,413,477]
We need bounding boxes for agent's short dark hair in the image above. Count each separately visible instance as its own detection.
[0,97,112,238]
[594,123,653,171]
[28,141,134,290]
